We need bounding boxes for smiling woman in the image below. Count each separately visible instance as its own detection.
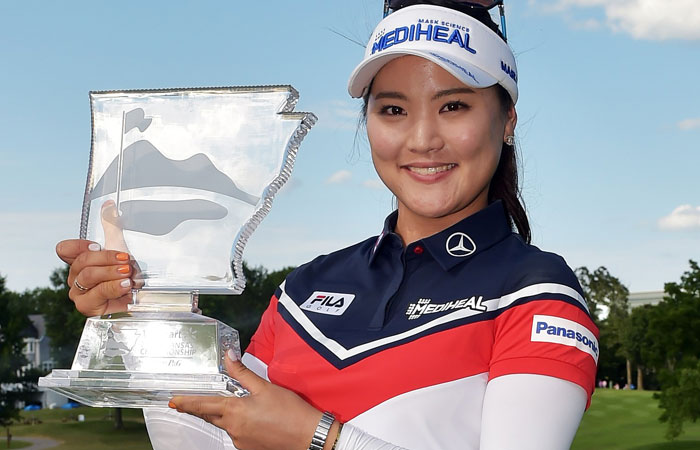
[56,1,599,449]
[365,56,515,243]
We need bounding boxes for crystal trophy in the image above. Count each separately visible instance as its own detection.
[39,86,316,408]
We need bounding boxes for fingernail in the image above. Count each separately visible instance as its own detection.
[168,401,176,409]
[117,265,130,274]
[116,253,129,261]
[227,349,238,361]
[88,243,101,252]
[120,279,131,288]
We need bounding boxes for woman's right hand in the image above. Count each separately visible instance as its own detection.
[56,239,134,317]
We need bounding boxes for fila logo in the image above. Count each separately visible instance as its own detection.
[300,291,356,316]
[406,296,486,320]
[531,315,599,363]
[445,232,476,258]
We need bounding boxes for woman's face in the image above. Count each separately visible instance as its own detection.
[366,55,516,235]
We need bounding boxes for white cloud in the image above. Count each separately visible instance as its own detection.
[658,205,700,231]
[678,118,700,131]
[326,170,352,184]
[362,179,385,190]
[538,0,700,40]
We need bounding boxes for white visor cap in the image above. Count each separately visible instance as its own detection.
[348,4,518,104]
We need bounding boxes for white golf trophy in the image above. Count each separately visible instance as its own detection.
[39,86,316,408]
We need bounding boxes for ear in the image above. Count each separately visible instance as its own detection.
[504,104,517,141]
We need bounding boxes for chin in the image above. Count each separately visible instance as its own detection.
[405,202,460,220]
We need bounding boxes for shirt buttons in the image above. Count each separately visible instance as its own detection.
[413,245,424,255]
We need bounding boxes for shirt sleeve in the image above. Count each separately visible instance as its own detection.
[336,424,409,450]
[480,374,587,450]
[244,291,280,367]
[489,281,599,407]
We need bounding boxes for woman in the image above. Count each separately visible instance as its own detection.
[57,1,598,448]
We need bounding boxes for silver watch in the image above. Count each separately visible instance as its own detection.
[309,411,335,450]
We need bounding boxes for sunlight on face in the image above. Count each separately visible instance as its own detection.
[366,55,516,242]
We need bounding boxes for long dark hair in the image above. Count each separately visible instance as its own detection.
[361,1,531,243]
[491,85,531,243]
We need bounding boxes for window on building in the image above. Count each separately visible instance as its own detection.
[23,339,36,355]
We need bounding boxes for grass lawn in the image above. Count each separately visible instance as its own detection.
[4,440,31,449]
[10,407,150,449]
[572,389,700,450]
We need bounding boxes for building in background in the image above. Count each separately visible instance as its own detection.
[21,315,70,408]
[629,291,664,309]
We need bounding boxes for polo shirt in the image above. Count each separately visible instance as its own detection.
[246,201,599,449]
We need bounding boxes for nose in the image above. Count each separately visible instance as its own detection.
[407,113,444,154]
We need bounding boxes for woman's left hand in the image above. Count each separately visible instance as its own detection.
[169,353,324,450]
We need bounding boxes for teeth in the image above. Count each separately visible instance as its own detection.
[407,164,455,175]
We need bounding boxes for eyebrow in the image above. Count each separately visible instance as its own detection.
[433,87,476,100]
[373,91,408,101]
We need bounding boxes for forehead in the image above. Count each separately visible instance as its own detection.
[370,55,497,101]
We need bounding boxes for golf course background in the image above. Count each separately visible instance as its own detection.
[6,389,700,449]
[571,389,700,450]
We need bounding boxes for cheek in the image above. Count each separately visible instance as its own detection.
[366,117,401,162]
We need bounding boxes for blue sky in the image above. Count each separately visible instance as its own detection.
[1,0,698,294]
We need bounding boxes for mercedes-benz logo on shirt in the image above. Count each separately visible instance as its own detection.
[445,232,477,258]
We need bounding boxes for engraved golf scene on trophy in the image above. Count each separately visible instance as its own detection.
[39,86,317,408]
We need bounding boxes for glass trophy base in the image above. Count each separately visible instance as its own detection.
[39,370,247,408]
[39,294,249,408]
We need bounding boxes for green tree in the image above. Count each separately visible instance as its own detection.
[0,275,37,447]
[621,304,657,390]
[30,266,86,368]
[653,260,700,439]
[657,359,700,440]
[576,266,631,385]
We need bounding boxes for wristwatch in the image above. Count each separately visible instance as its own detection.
[308,411,335,450]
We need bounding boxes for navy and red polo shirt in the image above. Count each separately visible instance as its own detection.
[246,201,598,449]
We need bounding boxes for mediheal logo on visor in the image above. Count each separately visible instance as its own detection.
[531,315,599,362]
[372,20,477,55]
[300,291,355,316]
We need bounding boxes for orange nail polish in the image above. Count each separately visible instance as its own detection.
[116,253,129,261]
[168,401,176,409]
[118,265,130,274]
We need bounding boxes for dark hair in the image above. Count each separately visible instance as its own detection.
[389,0,506,41]
[490,85,531,243]
[361,1,531,243]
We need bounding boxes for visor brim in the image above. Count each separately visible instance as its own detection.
[348,48,499,99]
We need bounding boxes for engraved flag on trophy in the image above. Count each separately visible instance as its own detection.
[39,86,317,407]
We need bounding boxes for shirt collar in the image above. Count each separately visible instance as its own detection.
[369,209,399,264]
[369,201,513,271]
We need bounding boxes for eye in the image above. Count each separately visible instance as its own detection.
[379,105,406,116]
[440,101,469,113]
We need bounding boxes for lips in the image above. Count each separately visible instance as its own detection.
[405,163,456,176]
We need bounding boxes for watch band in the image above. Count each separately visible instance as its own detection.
[309,411,335,450]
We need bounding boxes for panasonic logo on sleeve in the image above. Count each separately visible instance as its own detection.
[300,291,356,316]
[531,315,599,362]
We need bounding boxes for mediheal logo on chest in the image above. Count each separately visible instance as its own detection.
[531,315,599,363]
[300,291,356,316]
